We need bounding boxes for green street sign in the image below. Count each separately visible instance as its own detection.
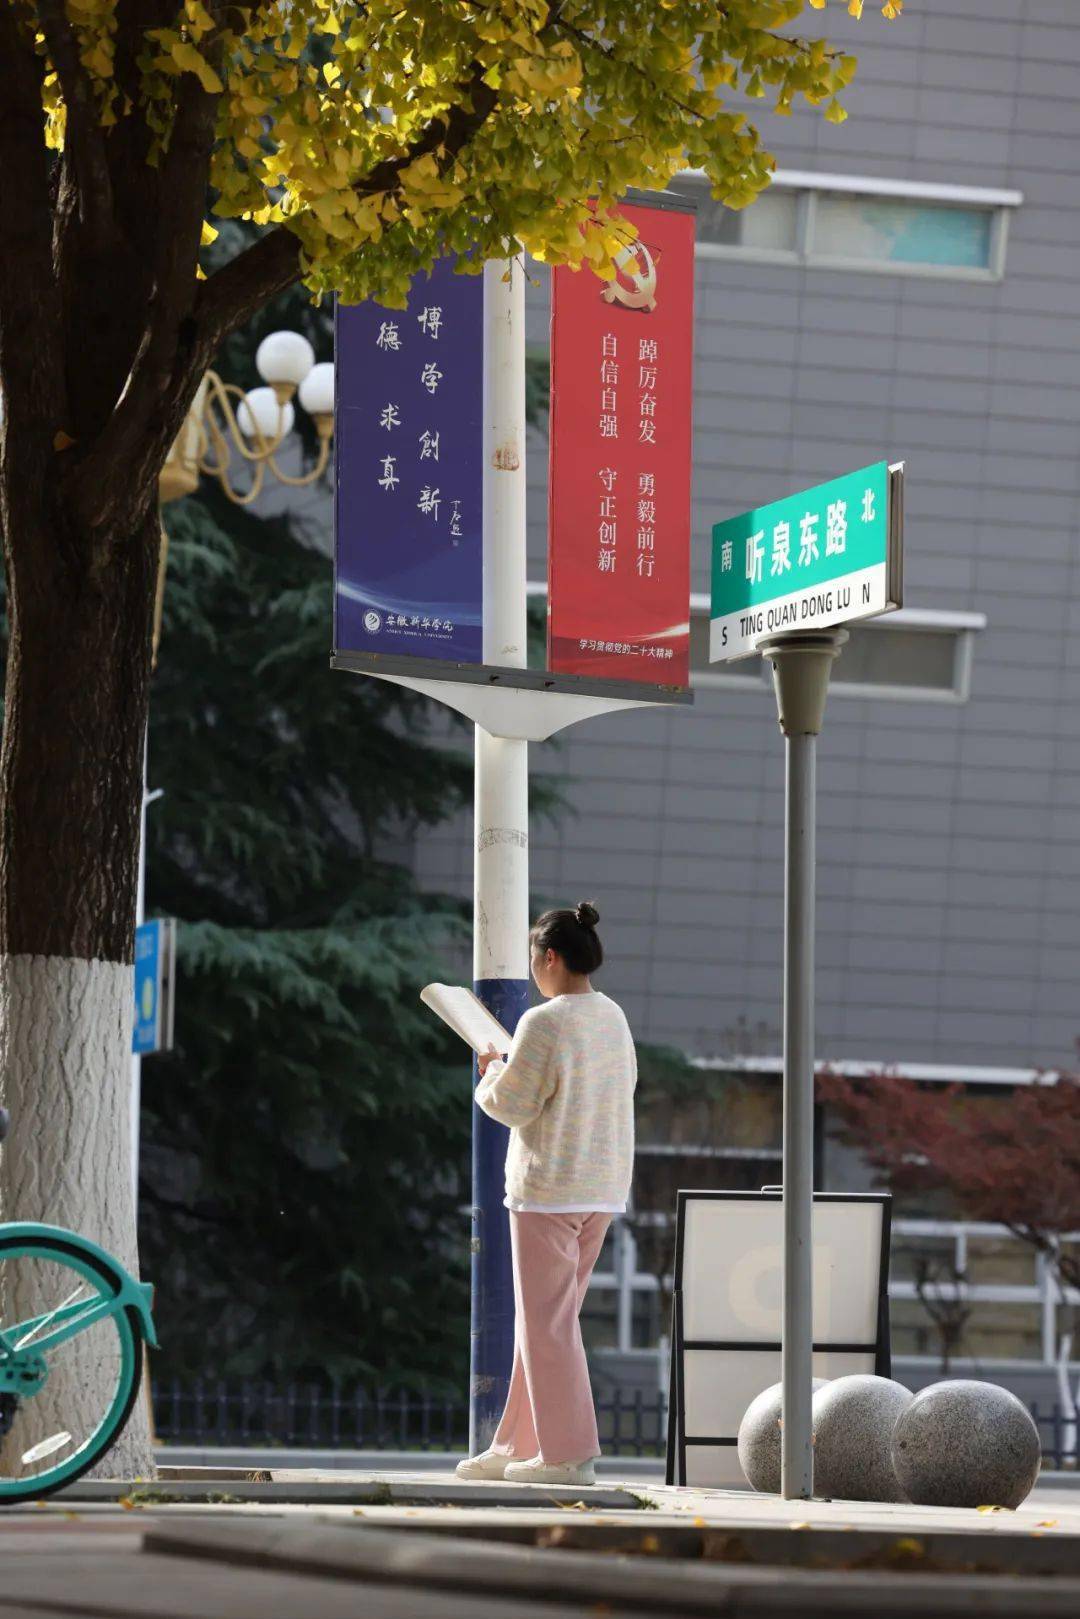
[710,461,904,661]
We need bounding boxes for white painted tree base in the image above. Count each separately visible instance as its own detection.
[0,954,155,1480]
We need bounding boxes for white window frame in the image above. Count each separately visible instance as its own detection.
[689,599,987,705]
[590,1214,1079,1366]
[590,1066,1069,1364]
[692,1053,1065,1089]
[676,169,1022,283]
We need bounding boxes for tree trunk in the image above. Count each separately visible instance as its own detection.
[0,471,159,1480]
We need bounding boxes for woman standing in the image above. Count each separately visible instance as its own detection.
[456,901,637,1487]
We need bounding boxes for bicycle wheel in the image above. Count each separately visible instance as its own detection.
[0,1234,143,1504]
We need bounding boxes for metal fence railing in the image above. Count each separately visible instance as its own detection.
[151,1379,667,1456]
[152,1379,1078,1468]
[1030,1401,1080,1471]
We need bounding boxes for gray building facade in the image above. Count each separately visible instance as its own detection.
[403,2,1080,1386]
[415,0,1080,1079]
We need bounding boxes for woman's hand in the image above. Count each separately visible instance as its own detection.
[478,1046,502,1078]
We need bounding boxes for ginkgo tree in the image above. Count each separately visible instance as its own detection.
[0,0,895,1476]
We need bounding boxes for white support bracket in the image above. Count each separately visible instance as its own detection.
[332,653,692,742]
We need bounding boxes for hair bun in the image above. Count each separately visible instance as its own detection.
[575,900,600,930]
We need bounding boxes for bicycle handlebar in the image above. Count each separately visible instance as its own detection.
[0,1107,9,1143]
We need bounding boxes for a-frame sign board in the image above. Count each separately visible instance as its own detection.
[666,1189,892,1488]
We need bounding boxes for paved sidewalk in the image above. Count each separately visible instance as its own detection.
[0,1490,1078,1617]
[55,1465,1080,1573]
[2,1465,1077,1616]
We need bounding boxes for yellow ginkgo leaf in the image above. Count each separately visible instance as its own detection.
[170,41,224,95]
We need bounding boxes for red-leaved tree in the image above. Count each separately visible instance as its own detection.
[820,1071,1080,1434]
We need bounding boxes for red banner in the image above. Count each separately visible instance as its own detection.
[548,197,695,686]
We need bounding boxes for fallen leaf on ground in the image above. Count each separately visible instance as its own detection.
[977,1504,1008,1513]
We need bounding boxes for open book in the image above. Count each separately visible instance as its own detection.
[420,983,513,1057]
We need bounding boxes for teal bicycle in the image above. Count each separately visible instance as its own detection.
[0,1107,157,1504]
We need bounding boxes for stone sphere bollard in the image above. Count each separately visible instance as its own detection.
[891,1379,1042,1509]
[811,1375,913,1502]
[738,1378,828,1494]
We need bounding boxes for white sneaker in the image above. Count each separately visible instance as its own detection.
[454,1449,511,1480]
[503,1456,597,1486]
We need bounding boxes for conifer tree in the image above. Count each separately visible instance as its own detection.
[142,480,476,1385]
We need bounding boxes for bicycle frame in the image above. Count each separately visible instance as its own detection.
[0,1224,157,1352]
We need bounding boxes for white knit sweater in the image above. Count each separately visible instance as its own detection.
[474,991,637,1212]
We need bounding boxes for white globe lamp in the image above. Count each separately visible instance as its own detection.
[236,385,294,445]
[298,361,334,436]
[255,330,315,402]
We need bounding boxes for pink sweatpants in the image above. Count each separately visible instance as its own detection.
[490,1210,611,1465]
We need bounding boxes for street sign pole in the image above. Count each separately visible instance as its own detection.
[710,461,902,1498]
[759,629,846,1501]
[470,256,529,1454]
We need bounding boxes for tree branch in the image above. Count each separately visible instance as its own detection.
[70,73,221,529]
[71,45,501,523]
[36,0,114,245]
[197,62,499,354]
[0,6,65,424]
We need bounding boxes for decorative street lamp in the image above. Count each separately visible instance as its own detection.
[136,330,335,1205]
[159,330,335,507]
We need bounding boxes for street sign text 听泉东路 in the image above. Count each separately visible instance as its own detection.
[710,461,903,661]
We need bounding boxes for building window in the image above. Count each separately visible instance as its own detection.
[670,170,1021,282]
[690,601,986,704]
[812,193,993,272]
[688,184,799,253]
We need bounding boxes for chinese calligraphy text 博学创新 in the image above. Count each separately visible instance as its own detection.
[724,483,876,585]
[373,303,466,539]
[596,331,662,583]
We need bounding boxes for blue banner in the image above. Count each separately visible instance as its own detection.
[335,259,484,662]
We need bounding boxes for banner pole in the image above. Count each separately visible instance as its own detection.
[470,257,529,1454]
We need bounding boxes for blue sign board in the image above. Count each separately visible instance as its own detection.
[133,919,174,1056]
[335,258,485,663]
